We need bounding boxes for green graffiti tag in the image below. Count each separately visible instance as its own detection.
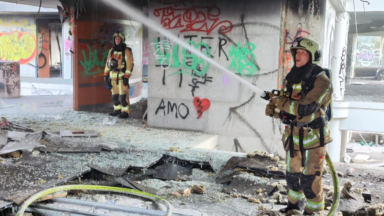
[229,42,258,76]
[152,38,211,77]
[181,41,211,77]
[80,45,109,76]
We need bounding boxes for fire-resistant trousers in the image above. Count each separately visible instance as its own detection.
[111,77,130,115]
[285,146,326,213]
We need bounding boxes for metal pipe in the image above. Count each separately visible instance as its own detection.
[50,198,189,216]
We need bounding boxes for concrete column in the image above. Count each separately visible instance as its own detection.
[327,119,341,162]
[62,20,72,79]
[331,12,350,100]
[339,130,348,161]
[346,34,357,85]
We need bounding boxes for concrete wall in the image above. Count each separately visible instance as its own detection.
[146,0,331,157]
[62,16,73,79]
[50,23,63,67]
[37,19,50,78]
[0,16,37,77]
[0,61,20,98]
[323,0,337,69]
[346,0,384,12]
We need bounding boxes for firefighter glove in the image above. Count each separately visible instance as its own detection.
[104,76,112,90]
[276,96,289,111]
[123,77,129,86]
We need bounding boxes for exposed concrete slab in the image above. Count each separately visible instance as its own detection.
[192,134,218,150]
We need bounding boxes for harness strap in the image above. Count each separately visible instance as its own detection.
[320,126,325,147]
[289,123,294,158]
[299,127,305,167]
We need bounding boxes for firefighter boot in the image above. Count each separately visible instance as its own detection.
[118,112,129,119]
[279,199,305,213]
[109,110,121,117]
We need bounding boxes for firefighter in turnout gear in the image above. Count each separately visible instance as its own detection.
[104,31,134,118]
[261,37,333,214]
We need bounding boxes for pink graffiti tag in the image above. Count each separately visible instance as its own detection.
[154,6,233,35]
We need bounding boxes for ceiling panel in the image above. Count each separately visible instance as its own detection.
[0,0,61,8]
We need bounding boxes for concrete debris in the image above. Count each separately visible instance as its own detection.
[32,150,40,156]
[284,209,302,216]
[258,205,269,210]
[323,166,330,174]
[248,197,261,203]
[338,197,366,215]
[368,203,384,215]
[323,184,333,192]
[346,167,355,176]
[376,195,380,199]
[9,151,21,158]
[60,130,98,137]
[350,187,363,195]
[102,117,116,126]
[0,132,45,155]
[0,130,8,146]
[336,171,345,177]
[169,147,184,152]
[310,210,343,216]
[268,166,279,171]
[352,154,371,163]
[277,184,287,194]
[271,156,280,162]
[171,192,181,196]
[246,152,256,157]
[256,210,282,216]
[192,185,206,194]
[341,181,359,200]
[183,188,191,196]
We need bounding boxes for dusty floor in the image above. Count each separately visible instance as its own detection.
[1,94,384,216]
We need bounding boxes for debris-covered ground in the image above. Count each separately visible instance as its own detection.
[1,95,384,216]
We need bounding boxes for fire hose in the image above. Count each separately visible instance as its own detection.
[16,185,173,216]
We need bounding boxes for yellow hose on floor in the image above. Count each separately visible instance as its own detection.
[16,185,173,216]
[326,153,340,216]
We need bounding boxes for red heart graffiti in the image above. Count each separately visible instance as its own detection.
[193,97,211,119]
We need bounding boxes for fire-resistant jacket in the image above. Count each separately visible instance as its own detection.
[280,72,333,151]
[104,47,133,78]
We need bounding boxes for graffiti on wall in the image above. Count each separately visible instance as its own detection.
[153,5,233,35]
[356,48,379,67]
[155,99,190,119]
[0,62,20,98]
[80,44,110,77]
[0,32,36,64]
[228,42,259,76]
[193,97,210,119]
[284,28,310,44]
[142,42,149,65]
[339,47,346,94]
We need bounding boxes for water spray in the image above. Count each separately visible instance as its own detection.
[103,0,266,98]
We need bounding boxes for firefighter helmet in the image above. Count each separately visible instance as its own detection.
[113,31,125,42]
[290,37,321,64]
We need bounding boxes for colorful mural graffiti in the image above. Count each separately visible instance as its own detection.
[0,32,36,64]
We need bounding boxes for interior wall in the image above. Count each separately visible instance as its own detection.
[37,19,50,78]
[0,16,37,77]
